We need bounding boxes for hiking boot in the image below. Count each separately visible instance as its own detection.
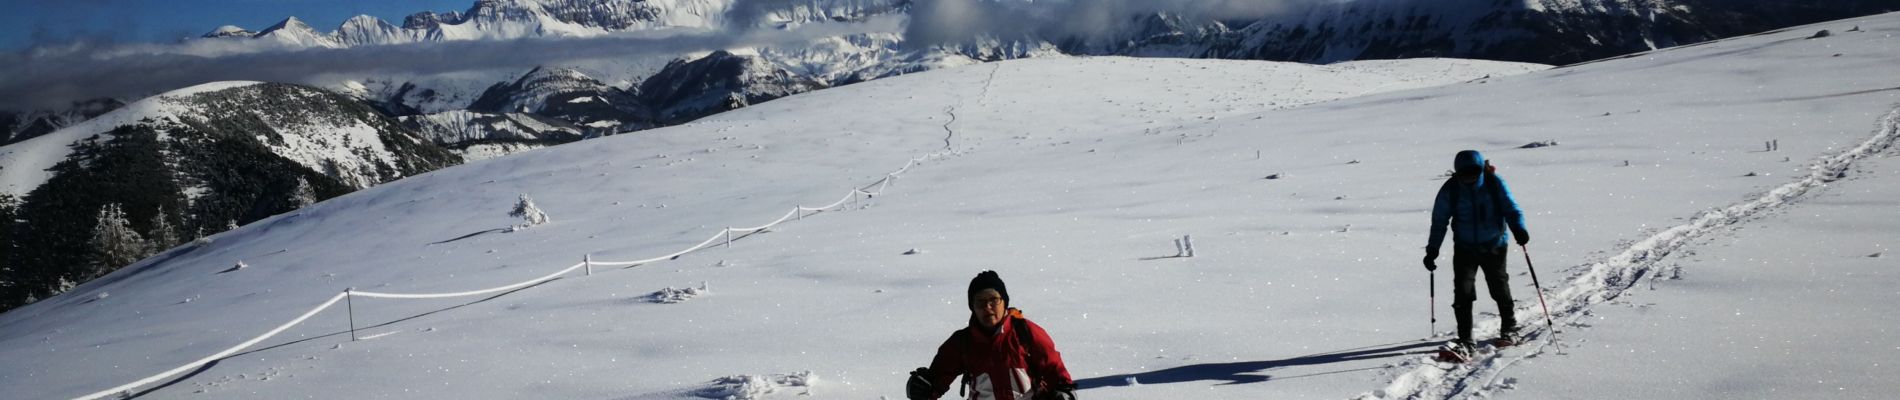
[1494,328,1523,347]
[1436,340,1475,363]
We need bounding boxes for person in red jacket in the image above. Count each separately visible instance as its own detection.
[907,271,1076,400]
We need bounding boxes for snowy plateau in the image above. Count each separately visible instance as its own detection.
[5,12,1900,400]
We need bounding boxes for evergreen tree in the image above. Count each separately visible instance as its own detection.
[0,194,17,307]
[148,206,180,252]
[290,176,317,209]
[86,203,149,279]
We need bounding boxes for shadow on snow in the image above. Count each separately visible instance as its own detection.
[1075,339,1441,390]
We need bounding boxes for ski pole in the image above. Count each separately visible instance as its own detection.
[1520,245,1556,334]
[1430,269,1437,339]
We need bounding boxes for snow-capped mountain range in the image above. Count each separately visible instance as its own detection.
[2,0,1895,315]
[209,0,908,48]
[5,9,1898,398]
[13,0,1887,144]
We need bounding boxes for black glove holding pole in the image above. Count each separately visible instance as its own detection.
[906,367,933,400]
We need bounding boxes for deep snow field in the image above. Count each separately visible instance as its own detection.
[3,11,1899,400]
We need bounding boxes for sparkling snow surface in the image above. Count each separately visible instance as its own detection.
[5,12,1900,400]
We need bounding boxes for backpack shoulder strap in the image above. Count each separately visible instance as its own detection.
[1013,317,1035,354]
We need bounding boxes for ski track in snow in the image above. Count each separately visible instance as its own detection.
[1364,105,1900,400]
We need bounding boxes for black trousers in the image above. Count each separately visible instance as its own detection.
[1452,246,1516,343]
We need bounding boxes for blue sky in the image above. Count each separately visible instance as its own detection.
[0,0,471,50]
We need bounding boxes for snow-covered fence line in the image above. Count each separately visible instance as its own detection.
[349,262,588,299]
[71,152,948,400]
[75,293,350,400]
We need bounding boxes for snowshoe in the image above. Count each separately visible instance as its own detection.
[1435,341,1474,363]
[1492,330,1523,348]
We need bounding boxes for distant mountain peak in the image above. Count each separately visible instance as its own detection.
[201,25,255,39]
[256,16,342,48]
[337,15,414,46]
[261,16,313,33]
[402,10,467,30]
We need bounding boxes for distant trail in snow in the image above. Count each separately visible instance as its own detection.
[940,106,958,151]
[1365,105,1900,400]
[980,62,1002,106]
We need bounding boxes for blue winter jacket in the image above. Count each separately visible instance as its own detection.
[1428,151,1529,253]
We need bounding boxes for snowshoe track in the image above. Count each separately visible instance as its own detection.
[1363,105,1900,400]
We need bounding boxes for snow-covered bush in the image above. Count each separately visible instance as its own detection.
[649,282,710,304]
[508,195,549,231]
[695,371,815,400]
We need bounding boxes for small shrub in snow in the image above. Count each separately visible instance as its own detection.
[649,282,711,304]
[1809,29,1831,39]
[694,371,814,400]
[1519,140,1559,149]
[902,248,922,255]
[53,276,76,295]
[508,195,549,231]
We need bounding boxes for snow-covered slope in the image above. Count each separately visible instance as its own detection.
[467,66,654,130]
[0,82,461,313]
[0,82,264,196]
[6,11,1900,400]
[1054,0,1899,65]
[401,110,587,160]
[0,82,453,196]
[638,50,828,124]
[0,98,124,147]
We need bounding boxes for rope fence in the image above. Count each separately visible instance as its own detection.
[71,150,951,400]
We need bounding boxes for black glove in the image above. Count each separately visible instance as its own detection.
[906,367,933,400]
[1515,232,1530,246]
[1422,253,1438,272]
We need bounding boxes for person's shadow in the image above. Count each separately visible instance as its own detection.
[1074,339,1440,390]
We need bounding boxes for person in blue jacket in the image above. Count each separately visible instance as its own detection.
[1425,150,1530,354]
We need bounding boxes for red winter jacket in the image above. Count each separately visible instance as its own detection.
[924,309,1074,400]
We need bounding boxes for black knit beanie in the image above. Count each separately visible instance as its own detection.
[967,270,1009,305]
